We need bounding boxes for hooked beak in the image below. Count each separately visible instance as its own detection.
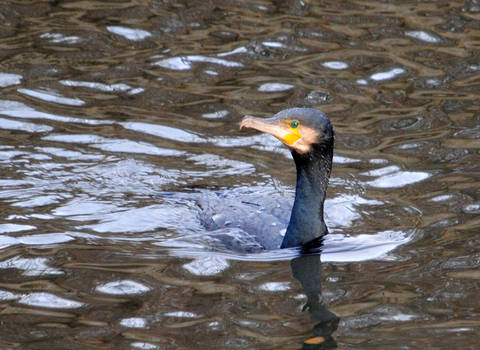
[240,115,301,146]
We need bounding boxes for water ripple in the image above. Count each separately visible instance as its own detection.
[120,317,148,328]
[0,257,63,276]
[0,73,22,87]
[365,171,430,189]
[0,100,112,125]
[60,80,133,92]
[45,134,184,157]
[322,61,348,70]
[121,122,205,143]
[153,55,243,70]
[370,68,405,81]
[183,257,230,276]
[158,230,414,263]
[96,280,150,295]
[19,292,83,308]
[257,282,291,292]
[0,224,36,233]
[131,343,158,349]
[405,31,440,43]
[0,117,53,133]
[258,83,295,92]
[18,89,85,106]
[107,26,152,41]
[40,32,80,44]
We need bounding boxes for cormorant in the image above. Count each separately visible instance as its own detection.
[197,108,334,251]
[240,108,334,249]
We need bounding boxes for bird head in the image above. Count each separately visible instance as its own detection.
[240,108,334,154]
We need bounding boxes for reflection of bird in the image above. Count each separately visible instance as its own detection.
[199,108,334,250]
[290,256,339,349]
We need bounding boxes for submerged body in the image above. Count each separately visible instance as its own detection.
[199,108,334,250]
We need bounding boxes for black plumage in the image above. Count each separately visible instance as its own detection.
[200,108,334,250]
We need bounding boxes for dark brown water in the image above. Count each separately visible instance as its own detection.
[1,1,480,349]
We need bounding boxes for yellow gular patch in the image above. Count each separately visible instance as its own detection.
[281,131,301,145]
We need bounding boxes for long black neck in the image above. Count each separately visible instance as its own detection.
[281,144,333,248]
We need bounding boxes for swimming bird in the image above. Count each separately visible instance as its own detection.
[240,108,334,248]
[196,108,334,251]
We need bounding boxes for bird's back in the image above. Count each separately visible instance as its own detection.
[197,188,294,250]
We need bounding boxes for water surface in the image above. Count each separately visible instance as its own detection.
[1,1,480,349]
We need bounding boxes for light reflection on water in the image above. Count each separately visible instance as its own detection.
[18,293,84,309]
[0,0,479,349]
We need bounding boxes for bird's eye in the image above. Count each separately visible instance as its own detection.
[291,121,299,128]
